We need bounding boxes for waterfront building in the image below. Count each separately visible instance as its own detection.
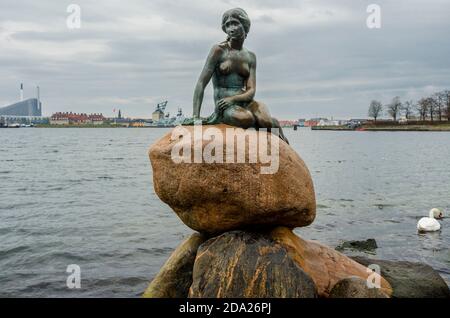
[49,113,69,125]
[0,98,42,117]
[349,118,369,124]
[278,120,298,127]
[130,121,144,127]
[50,112,105,125]
[0,84,44,125]
[318,119,341,126]
[113,117,131,127]
[152,109,164,122]
[129,119,153,127]
[89,113,105,125]
[172,108,185,125]
[152,101,167,122]
[0,84,42,118]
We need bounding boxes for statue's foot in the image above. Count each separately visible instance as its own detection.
[279,130,289,144]
[272,129,289,144]
[269,117,289,144]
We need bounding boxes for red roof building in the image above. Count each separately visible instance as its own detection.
[50,112,105,125]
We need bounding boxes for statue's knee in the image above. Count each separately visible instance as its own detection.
[231,111,255,128]
[257,117,273,128]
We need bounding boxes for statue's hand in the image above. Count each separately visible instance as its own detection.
[218,97,234,113]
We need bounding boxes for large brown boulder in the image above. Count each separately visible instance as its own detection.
[189,231,318,298]
[143,233,206,298]
[149,124,316,234]
[269,227,393,298]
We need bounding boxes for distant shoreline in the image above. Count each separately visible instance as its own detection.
[9,123,450,131]
[33,124,175,128]
[312,124,450,131]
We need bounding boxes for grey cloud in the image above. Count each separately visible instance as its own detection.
[0,0,449,119]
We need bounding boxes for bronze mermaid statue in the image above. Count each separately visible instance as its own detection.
[185,8,289,144]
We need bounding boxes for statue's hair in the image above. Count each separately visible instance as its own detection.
[221,8,251,38]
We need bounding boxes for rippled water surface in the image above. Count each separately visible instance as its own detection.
[0,128,449,297]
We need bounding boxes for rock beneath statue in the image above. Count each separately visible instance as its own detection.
[351,256,450,298]
[149,124,316,234]
[269,227,393,298]
[329,276,389,298]
[189,231,318,298]
[143,233,206,298]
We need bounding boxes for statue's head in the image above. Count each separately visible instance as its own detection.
[221,8,250,40]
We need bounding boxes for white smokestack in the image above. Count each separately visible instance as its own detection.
[37,86,40,109]
[20,83,24,101]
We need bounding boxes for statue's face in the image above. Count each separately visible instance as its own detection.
[224,17,245,40]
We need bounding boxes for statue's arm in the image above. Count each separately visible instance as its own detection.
[193,45,222,118]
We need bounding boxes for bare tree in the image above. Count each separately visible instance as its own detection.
[436,91,450,121]
[444,90,450,121]
[432,93,444,121]
[417,98,429,121]
[386,96,402,121]
[427,97,436,121]
[368,100,383,122]
[402,100,415,119]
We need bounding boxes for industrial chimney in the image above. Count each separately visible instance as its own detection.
[20,83,24,101]
[36,86,40,111]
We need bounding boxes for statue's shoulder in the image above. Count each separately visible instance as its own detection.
[216,41,228,50]
[208,42,226,58]
[245,48,257,63]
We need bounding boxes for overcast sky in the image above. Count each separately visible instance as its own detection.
[1,0,449,119]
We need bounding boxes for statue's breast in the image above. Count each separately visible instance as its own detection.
[218,55,250,78]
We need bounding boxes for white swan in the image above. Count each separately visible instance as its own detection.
[417,209,442,232]
[430,208,444,219]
